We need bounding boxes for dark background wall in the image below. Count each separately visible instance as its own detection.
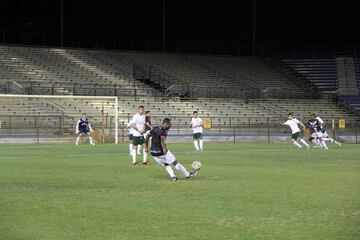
[1,0,359,46]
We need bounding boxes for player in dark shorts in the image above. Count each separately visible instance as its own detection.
[307,118,323,148]
[75,113,95,145]
[144,118,198,181]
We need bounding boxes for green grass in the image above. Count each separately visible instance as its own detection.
[0,143,359,240]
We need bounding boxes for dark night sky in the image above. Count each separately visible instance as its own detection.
[1,0,360,46]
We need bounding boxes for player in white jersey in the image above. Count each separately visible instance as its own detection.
[281,112,310,149]
[130,106,149,165]
[188,111,204,151]
[126,121,135,155]
[311,112,341,147]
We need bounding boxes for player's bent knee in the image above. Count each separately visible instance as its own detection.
[172,160,178,166]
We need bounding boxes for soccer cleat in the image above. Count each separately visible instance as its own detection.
[90,143,95,145]
[142,161,150,165]
[132,162,138,166]
[171,176,178,181]
[187,171,198,179]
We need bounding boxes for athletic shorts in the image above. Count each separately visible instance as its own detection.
[79,130,90,134]
[128,134,133,141]
[316,132,324,138]
[311,132,318,139]
[291,132,301,140]
[193,132,203,139]
[132,136,144,145]
[152,151,176,166]
[322,131,329,138]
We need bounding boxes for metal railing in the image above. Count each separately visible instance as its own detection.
[1,115,358,144]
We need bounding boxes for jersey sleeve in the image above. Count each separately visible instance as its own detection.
[294,119,300,124]
[317,117,324,124]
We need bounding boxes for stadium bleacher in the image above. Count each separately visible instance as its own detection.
[273,52,338,92]
[0,45,359,141]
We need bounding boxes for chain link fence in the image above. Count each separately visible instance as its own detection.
[1,115,358,144]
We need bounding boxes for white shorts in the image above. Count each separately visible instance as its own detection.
[316,132,324,138]
[311,132,318,139]
[152,151,176,166]
[322,131,329,138]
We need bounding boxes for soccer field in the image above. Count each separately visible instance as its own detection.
[0,143,359,240]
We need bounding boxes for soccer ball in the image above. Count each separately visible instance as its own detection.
[191,161,202,171]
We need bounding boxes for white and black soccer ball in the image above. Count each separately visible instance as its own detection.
[191,161,202,171]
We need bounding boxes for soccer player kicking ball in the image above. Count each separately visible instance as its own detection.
[75,113,95,145]
[281,112,310,149]
[144,118,198,181]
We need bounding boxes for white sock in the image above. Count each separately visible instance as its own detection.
[193,141,200,150]
[132,149,137,163]
[199,140,203,150]
[321,140,328,149]
[137,145,141,154]
[76,135,80,144]
[143,149,148,163]
[129,143,133,154]
[89,136,94,144]
[300,139,309,147]
[165,165,176,178]
[293,141,302,148]
[175,163,190,177]
[334,140,341,146]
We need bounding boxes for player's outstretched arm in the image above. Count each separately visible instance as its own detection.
[75,120,80,134]
[88,123,94,133]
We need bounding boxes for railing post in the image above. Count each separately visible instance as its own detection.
[356,120,358,143]
[267,117,270,143]
[233,127,236,144]
[60,115,63,136]
[35,116,39,144]
[9,116,12,135]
